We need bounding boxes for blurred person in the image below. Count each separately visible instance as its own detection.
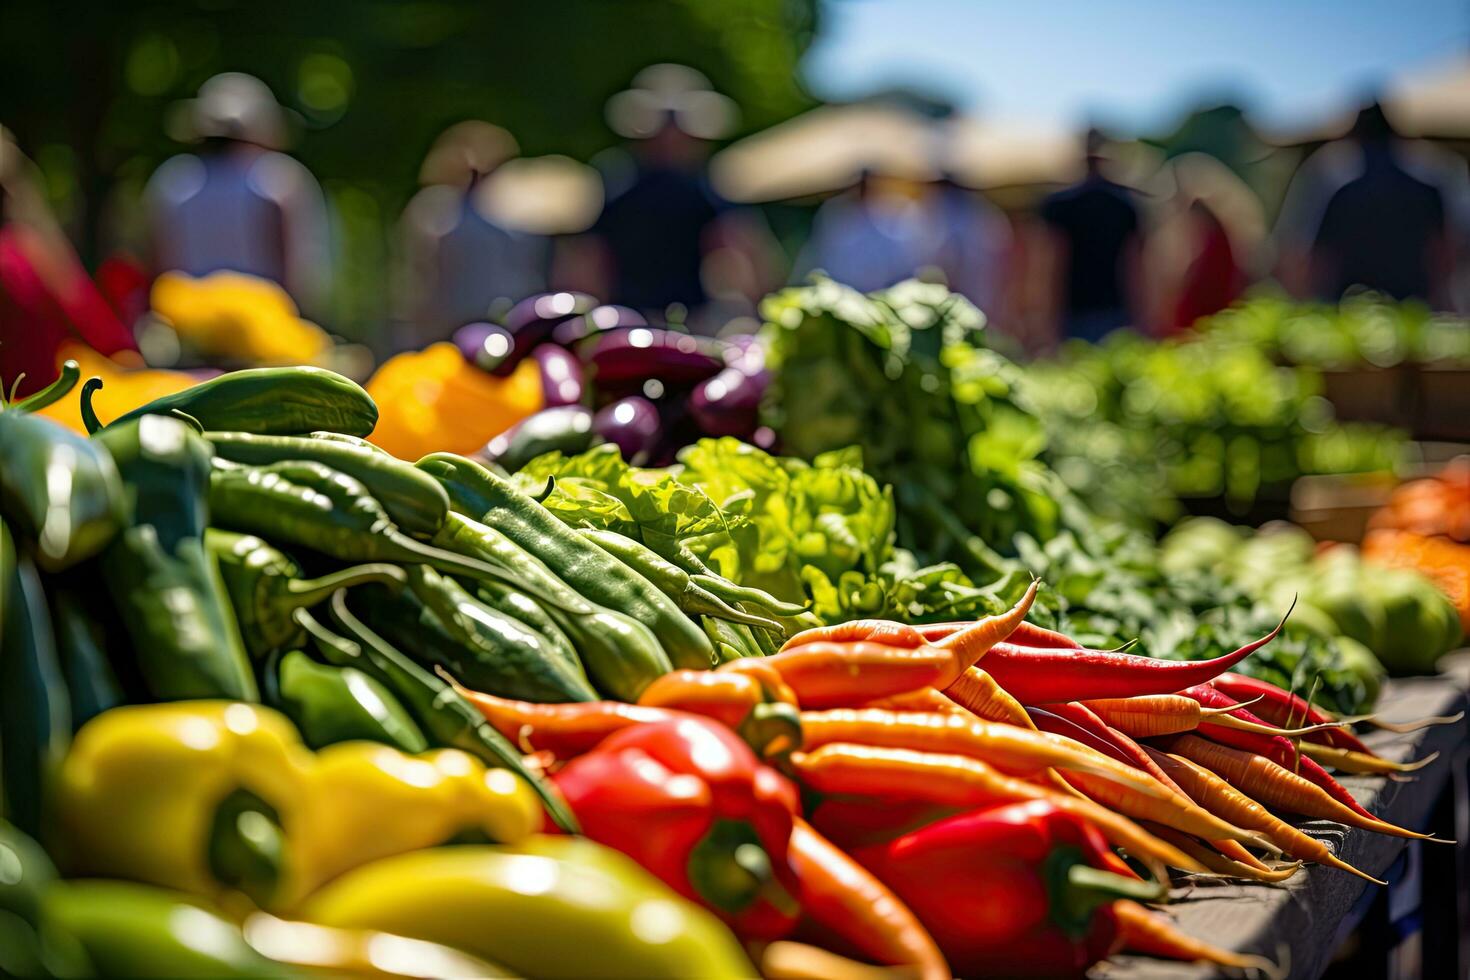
[0,126,138,398]
[1146,153,1266,333]
[562,65,780,328]
[395,122,548,348]
[1276,102,1461,306]
[144,73,330,318]
[797,169,1012,315]
[931,175,1013,316]
[796,170,943,291]
[1039,129,1142,343]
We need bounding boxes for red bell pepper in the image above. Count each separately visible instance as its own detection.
[553,714,802,940]
[853,799,1163,978]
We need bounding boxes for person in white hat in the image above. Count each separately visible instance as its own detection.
[566,65,779,328]
[143,73,330,317]
[394,121,551,348]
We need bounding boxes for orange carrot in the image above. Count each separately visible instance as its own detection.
[788,819,950,980]
[929,579,1039,677]
[797,709,1199,796]
[781,619,928,651]
[1299,743,1440,775]
[456,688,675,756]
[723,643,954,709]
[787,742,1207,874]
[862,688,966,714]
[1140,823,1300,882]
[1167,734,1448,842]
[1084,694,1269,738]
[943,666,1035,728]
[1146,747,1385,885]
[916,619,1082,649]
[1113,900,1278,972]
[1052,768,1271,849]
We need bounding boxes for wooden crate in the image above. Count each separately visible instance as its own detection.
[1320,365,1416,428]
[1414,365,1470,441]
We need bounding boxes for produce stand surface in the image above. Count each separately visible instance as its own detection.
[1094,653,1470,980]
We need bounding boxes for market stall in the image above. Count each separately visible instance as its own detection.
[2,277,1468,979]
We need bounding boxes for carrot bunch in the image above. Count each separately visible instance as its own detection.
[454,582,1453,976]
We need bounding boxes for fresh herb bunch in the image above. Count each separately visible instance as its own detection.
[760,277,1064,572]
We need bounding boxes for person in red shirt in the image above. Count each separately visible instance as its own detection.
[0,126,137,398]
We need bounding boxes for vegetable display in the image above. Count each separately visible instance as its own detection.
[0,283,1463,978]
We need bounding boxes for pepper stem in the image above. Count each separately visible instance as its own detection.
[208,788,285,908]
[79,377,106,434]
[1045,847,1166,939]
[11,360,79,413]
[283,563,407,609]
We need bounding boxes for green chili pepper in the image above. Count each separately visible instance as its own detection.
[432,512,670,700]
[44,880,297,978]
[474,578,582,675]
[311,592,579,833]
[99,365,378,437]
[308,431,385,452]
[0,383,126,572]
[94,415,258,701]
[0,523,71,840]
[206,528,406,659]
[48,587,126,728]
[392,566,597,703]
[576,528,786,634]
[701,616,757,663]
[0,820,92,979]
[207,431,449,536]
[640,532,809,619]
[264,649,429,753]
[745,612,781,657]
[418,453,715,671]
[207,460,544,600]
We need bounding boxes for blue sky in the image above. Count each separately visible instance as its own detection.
[803,0,1470,133]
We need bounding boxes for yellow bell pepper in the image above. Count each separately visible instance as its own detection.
[151,271,332,366]
[57,702,541,913]
[365,343,543,460]
[301,837,756,979]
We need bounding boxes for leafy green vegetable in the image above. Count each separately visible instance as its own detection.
[1025,325,1403,524]
[761,277,1063,570]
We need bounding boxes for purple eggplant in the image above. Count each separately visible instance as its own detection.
[453,322,517,373]
[551,305,647,346]
[578,327,726,389]
[592,396,661,465]
[690,365,767,438]
[480,405,595,472]
[504,291,599,336]
[531,344,587,407]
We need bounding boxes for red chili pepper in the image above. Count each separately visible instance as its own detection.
[552,715,801,940]
[1181,683,1304,767]
[1211,672,1376,754]
[1182,686,1382,824]
[1043,702,1189,795]
[917,620,1082,649]
[981,608,1289,704]
[852,799,1163,978]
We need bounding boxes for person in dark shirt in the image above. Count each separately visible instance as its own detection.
[563,65,779,327]
[592,126,725,311]
[1311,103,1448,303]
[1040,129,1142,343]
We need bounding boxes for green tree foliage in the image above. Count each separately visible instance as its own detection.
[1,0,817,260]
